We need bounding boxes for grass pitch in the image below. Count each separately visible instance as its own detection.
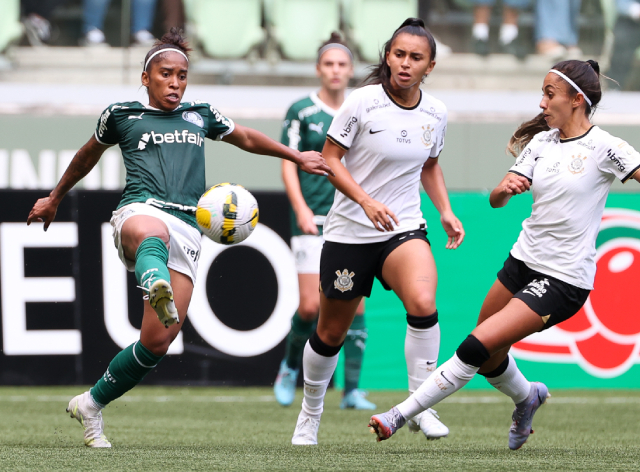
[0,386,639,471]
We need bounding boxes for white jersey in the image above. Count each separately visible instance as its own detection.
[509,126,640,289]
[324,84,447,243]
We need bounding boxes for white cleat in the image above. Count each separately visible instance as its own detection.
[149,279,179,328]
[66,391,111,448]
[407,408,449,440]
[292,410,320,445]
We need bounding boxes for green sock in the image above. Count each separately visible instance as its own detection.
[90,341,164,407]
[284,312,316,370]
[135,237,171,290]
[344,314,367,394]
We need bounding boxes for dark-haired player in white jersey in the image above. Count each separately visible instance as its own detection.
[274,33,375,411]
[370,59,640,450]
[291,18,465,445]
[27,28,332,448]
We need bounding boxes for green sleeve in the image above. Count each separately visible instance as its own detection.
[281,105,302,150]
[206,105,235,141]
[94,104,121,145]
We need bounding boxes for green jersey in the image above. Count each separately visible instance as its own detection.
[95,100,234,229]
[281,92,336,236]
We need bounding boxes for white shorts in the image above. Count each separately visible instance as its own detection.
[110,203,202,284]
[291,234,324,274]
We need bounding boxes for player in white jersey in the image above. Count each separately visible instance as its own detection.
[369,59,640,450]
[274,33,375,411]
[291,18,465,445]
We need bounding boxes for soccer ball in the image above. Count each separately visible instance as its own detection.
[196,183,259,245]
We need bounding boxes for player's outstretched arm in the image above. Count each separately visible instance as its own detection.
[323,139,398,232]
[489,172,531,209]
[223,124,334,176]
[27,135,111,230]
[421,157,464,249]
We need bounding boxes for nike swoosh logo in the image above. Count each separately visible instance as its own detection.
[369,129,385,134]
[399,236,407,240]
[440,371,454,386]
[426,361,436,365]
[128,113,145,120]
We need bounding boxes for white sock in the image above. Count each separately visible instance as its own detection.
[405,323,440,394]
[472,23,489,41]
[500,24,518,45]
[396,353,478,420]
[300,341,339,418]
[485,354,531,404]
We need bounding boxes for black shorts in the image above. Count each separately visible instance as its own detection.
[320,227,430,300]
[497,254,590,331]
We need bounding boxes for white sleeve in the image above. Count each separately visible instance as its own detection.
[508,137,541,181]
[430,108,448,158]
[596,137,640,183]
[326,90,362,150]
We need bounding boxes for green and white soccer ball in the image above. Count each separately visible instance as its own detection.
[196,183,259,245]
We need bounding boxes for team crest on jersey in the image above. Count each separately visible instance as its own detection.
[421,125,435,147]
[182,111,204,128]
[334,269,355,292]
[568,153,587,174]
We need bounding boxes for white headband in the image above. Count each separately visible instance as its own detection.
[549,69,592,106]
[317,43,353,63]
[144,48,189,71]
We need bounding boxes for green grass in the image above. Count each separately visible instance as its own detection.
[0,387,639,471]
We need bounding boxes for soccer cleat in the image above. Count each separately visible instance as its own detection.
[509,382,550,450]
[66,391,111,448]
[407,408,449,440]
[149,279,179,328]
[292,411,320,445]
[340,389,376,410]
[369,407,406,442]
[274,360,299,406]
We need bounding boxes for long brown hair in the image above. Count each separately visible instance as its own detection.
[362,17,436,89]
[507,59,601,156]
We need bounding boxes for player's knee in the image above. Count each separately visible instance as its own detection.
[143,331,178,356]
[297,301,319,321]
[456,334,491,368]
[316,325,347,347]
[406,292,436,318]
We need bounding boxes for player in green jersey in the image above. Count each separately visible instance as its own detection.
[273,33,375,411]
[26,28,332,448]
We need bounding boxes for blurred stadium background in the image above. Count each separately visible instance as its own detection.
[0,0,639,395]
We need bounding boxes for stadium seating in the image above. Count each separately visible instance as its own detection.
[342,0,418,62]
[264,0,341,61]
[183,0,265,59]
[0,0,22,53]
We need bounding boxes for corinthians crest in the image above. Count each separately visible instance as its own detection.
[568,153,587,174]
[334,269,355,292]
[421,124,434,147]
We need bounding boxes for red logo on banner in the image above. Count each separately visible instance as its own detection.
[512,209,640,378]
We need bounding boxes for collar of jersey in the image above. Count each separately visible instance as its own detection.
[382,86,422,111]
[310,91,337,117]
[145,103,182,112]
[559,125,595,143]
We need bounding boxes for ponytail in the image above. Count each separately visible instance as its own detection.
[507,59,602,156]
[362,17,436,89]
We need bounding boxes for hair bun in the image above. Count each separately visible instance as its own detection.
[399,17,425,30]
[329,31,342,42]
[586,59,600,75]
